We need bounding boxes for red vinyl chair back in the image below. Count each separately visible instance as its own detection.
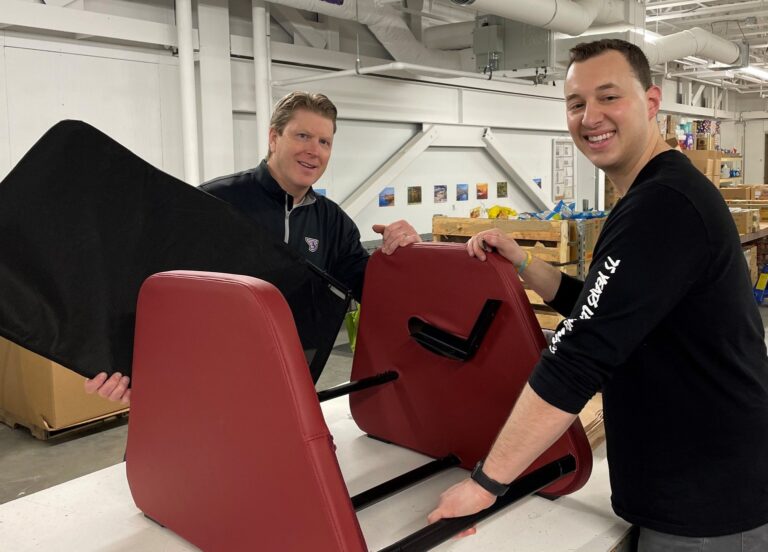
[350,243,592,496]
[126,271,366,552]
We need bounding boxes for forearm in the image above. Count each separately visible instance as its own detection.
[482,383,576,485]
[519,258,563,303]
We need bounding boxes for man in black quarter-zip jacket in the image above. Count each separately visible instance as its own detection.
[428,39,768,552]
[200,91,418,303]
[86,91,419,403]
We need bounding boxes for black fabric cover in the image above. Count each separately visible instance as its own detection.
[0,120,349,382]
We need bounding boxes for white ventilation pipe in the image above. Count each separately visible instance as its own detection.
[643,27,742,67]
[269,0,462,69]
[175,0,200,185]
[253,0,271,161]
[447,0,625,37]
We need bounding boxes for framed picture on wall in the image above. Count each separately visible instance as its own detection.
[434,185,448,203]
[476,183,488,200]
[497,181,508,198]
[407,186,422,205]
[456,183,468,201]
[379,187,395,207]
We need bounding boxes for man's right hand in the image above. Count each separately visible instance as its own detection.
[84,372,131,405]
[466,229,526,266]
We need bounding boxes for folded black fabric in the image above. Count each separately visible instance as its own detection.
[0,120,349,382]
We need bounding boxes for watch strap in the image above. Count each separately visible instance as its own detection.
[470,460,509,497]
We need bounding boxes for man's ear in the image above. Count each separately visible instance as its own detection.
[268,127,278,154]
[646,85,662,119]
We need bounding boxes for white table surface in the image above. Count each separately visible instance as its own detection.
[0,397,630,551]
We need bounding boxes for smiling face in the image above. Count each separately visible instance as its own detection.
[564,50,662,182]
[267,108,334,202]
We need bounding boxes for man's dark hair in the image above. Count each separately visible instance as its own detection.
[568,39,652,90]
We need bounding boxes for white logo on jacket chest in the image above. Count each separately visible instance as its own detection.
[305,237,319,252]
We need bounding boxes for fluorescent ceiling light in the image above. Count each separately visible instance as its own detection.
[742,65,768,80]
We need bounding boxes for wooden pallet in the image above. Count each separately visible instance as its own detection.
[0,406,129,440]
[432,216,604,265]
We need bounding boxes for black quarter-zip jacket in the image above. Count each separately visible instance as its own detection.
[199,160,369,301]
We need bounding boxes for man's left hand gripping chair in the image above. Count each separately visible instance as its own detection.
[127,247,593,551]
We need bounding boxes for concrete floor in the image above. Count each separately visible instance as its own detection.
[3,308,768,506]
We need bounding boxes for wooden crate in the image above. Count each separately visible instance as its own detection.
[432,216,605,265]
[730,208,761,235]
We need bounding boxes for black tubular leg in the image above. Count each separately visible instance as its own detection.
[317,371,399,403]
[377,455,577,552]
[352,455,461,512]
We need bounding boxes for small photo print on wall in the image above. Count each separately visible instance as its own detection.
[476,183,488,200]
[407,186,422,205]
[379,187,395,207]
[434,185,448,204]
[456,183,468,201]
[496,181,508,198]
[314,188,327,197]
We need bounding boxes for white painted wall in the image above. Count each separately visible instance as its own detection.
[0,31,184,181]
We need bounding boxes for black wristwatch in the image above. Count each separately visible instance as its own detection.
[470,460,509,497]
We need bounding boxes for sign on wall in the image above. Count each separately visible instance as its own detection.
[552,138,576,202]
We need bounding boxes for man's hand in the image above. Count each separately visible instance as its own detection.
[466,229,526,265]
[84,372,131,405]
[426,478,497,539]
[372,220,421,255]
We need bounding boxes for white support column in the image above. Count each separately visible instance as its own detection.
[253,0,272,161]
[198,0,234,180]
[341,125,439,218]
[0,33,10,180]
[482,128,550,211]
[175,0,200,185]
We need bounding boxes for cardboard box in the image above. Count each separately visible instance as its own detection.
[0,337,128,438]
[744,245,759,285]
[730,208,761,235]
[683,149,722,176]
[751,185,768,200]
[720,186,755,200]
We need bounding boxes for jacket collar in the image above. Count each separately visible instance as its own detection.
[256,159,316,211]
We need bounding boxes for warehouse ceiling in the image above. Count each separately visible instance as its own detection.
[646,0,768,96]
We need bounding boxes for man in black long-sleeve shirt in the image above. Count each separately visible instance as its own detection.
[428,39,768,551]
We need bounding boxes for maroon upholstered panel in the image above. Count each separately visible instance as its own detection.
[126,271,366,552]
[350,244,592,496]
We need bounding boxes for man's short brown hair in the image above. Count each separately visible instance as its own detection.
[568,39,652,91]
[270,91,338,135]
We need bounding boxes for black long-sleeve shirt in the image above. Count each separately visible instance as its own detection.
[529,150,768,537]
[199,161,369,301]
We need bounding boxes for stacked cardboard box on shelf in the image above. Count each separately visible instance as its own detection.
[432,216,606,330]
[0,337,128,439]
[720,186,755,201]
[743,245,759,286]
[682,150,721,187]
[604,178,620,210]
[730,208,761,236]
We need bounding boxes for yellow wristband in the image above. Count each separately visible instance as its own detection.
[516,250,533,275]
